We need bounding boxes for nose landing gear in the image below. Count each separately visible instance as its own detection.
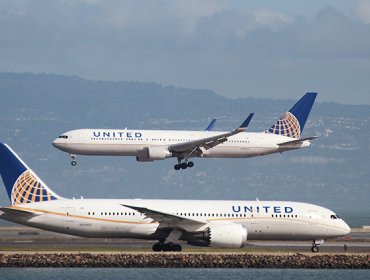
[311,239,324,253]
[70,154,77,166]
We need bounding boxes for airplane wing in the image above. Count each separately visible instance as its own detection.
[278,136,319,148]
[121,204,205,225]
[169,113,254,156]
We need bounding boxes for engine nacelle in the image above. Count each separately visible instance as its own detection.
[136,147,172,162]
[208,223,247,248]
[186,223,247,248]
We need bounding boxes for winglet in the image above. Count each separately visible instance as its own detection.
[239,113,254,129]
[205,119,217,131]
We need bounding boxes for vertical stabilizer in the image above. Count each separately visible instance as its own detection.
[267,92,317,139]
[0,143,62,205]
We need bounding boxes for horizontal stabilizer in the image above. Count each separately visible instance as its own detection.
[278,136,319,147]
[0,207,39,220]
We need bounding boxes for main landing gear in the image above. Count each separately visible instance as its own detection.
[174,160,194,170]
[69,153,77,166]
[311,239,324,253]
[152,241,182,252]
[152,230,183,251]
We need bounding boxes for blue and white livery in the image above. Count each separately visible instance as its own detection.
[53,92,317,170]
[0,143,349,252]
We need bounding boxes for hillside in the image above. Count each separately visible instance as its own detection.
[0,73,369,226]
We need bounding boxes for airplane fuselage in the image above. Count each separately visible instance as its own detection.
[53,129,310,160]
[1,199,349,243]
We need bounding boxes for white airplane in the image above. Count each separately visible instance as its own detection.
[53,92,318,170]
[0,143,349,252]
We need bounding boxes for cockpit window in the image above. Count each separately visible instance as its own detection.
[330,214,340,219]
[58,135,68,139]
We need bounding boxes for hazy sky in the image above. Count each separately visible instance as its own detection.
[1,0,370,104]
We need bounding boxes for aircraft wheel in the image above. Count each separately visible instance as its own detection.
[152,243,162,252]
[71,161,77,166]
[187,161,194,168]
[180,162,188,169]
[174,164,180,170]
[172,244,182,252]
[311,245,319,253]
[162,243,172,252]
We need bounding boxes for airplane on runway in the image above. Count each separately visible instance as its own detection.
[0,143,349,252]
[53,92,318,170]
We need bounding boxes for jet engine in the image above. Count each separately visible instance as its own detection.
[136,147,172,162]
[186,223,248,248]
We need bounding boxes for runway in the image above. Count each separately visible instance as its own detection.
[0,226,369,254]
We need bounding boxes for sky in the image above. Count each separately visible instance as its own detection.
[1,0,370,104]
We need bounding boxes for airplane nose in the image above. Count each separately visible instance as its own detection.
[342,222,351,235]
[52,138,65,149]
[52,138,60,148]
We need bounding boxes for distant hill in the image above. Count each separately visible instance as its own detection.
[0,72,369,227]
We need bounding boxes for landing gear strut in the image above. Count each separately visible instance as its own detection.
[70,154,77,166]
[174,159,194,170]
[311,239,324,253]
[153,230,183,251]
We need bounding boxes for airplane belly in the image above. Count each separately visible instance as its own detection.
[203,146,278,158]
[246,220,325,241]
[60,143,145,156]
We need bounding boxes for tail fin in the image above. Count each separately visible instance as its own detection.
[267,92,317,139]
[0,143,62,205]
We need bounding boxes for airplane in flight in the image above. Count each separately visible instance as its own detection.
[53,92,318,170]
[0,143,349,252]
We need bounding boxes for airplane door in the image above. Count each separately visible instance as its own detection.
[308,210,318,225]
[64,207,75,230]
